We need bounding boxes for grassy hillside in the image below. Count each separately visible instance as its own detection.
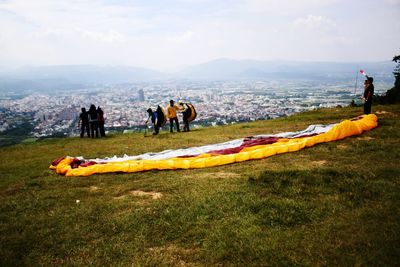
[1,105,399,266]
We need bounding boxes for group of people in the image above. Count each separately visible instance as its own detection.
[78,79,374,139]
[78,104,106,138]
[146,100,196,135]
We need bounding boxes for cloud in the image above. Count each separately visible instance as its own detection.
[244,0,338,14]
[293,15,337,31]
[31,27,126,43]
[384,0,400,5]
[75,28,126,43]
[320,35,355,46]
[167,31,195,43]
[0,0,399,69]
[0,0,146,32]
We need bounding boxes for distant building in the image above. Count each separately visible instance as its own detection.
[138,89,145,102]
[59,107,78,120]
[36,112,47,121]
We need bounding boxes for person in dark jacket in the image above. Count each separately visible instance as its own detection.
[363,77,374,114]
[78,107,90,138]
[88,104,99,138]
[179,101,191,132]
[146,108,159,135]
[97,106,106,137]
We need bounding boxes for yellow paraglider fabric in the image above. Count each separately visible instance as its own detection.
[50,114,378,177]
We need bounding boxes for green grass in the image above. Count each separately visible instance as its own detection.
[1,105,400,266]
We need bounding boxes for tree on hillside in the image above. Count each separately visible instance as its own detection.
[374,54,400,104]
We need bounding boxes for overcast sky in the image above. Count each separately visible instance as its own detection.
[0,0,399,71]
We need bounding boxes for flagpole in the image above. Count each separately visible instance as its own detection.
[354,66,359,99]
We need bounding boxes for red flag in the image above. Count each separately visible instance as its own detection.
[360,69,367,76]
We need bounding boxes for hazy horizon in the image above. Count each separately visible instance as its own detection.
[1,0,399,71]
[0,57,396,73]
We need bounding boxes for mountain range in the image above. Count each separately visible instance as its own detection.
[0,58,395,92]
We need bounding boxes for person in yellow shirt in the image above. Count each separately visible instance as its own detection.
[167,99,182,133]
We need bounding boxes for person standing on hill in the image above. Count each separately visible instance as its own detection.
[146,108,159,135]
[363,77,374,114]
[88,104,99,138]
[78,107,90,138]
[97,106,106,137]
[179,101,193,132]
[167,99,182,133]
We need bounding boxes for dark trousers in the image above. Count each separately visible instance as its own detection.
[364,100,372,115]
[90,121,99,138]
[183,118,190,132]
[153,124,160,135]
[99,122,106,137]
[169,117,180,132]
[80,123,90,138]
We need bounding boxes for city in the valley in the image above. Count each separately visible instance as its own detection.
[0,79,390,143]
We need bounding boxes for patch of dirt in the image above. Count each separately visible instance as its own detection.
[311,160,327,166]
[337,144,348,149]
[89,186,100,192]
[114,190,163,200]
[1,182,25,196]
[375,111,393,115]
[130,190,162,199]
[356,137,375,141]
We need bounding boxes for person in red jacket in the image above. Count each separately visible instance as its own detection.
[97,106,106,137]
